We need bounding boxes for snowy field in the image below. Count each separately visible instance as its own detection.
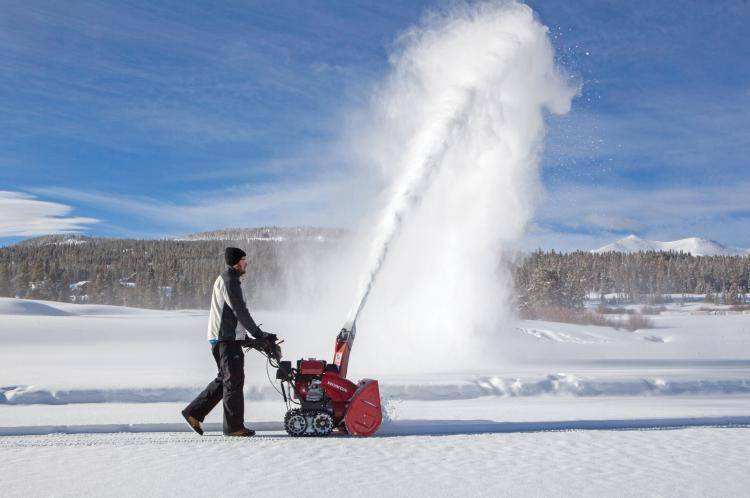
[3,428,749,497]
[2,297,750,497]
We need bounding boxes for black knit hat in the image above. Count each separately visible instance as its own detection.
[225,247,247,266]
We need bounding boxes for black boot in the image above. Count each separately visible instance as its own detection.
[225,427,255,437]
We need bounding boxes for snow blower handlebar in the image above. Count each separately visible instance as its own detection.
[242,334,283,362]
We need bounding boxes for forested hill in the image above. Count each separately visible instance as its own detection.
[515,250,750,310]
[0,228,341,310]
[0,229,748,310]
[179,227,346,243]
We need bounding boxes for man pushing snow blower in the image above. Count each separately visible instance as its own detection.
[182,246,382,438]
[182,247,281,437]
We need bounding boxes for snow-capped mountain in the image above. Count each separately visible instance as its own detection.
[592,235,747,256]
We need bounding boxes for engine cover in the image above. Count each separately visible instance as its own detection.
[321,371,358,402]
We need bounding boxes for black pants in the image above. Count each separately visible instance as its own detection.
[184,341,245,434]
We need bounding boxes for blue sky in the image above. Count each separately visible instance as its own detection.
[1,0,749,250]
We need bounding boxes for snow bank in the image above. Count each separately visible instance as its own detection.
[3,374,749,405]
[0,385,280,405]
[0,299,73,316]
[0,297,181,317]
[384,374,750,399]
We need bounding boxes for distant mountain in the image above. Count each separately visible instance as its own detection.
[592,235,747,256]
[14,227,347,247]
[2,227,349,310]
[178,226,346,243]
[16,234,96,247]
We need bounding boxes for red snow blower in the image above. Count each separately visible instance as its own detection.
[244,322,382,437]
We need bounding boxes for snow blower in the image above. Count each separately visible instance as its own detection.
[244,322,382,437]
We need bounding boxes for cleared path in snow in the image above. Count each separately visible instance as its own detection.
[1,415,749,437]
[1,428,748,497]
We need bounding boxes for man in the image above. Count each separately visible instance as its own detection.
[182,247,277,437]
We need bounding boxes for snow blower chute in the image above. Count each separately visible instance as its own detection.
[244,321,382,437]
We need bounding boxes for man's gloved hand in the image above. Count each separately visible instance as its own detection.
[263,332,278,344]
[243,331,281,359]
[261,333,281,360]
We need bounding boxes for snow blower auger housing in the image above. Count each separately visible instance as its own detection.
[245,323,382,437]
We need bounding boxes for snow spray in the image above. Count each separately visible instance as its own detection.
[344,86,481,329]
[343,1,577,374]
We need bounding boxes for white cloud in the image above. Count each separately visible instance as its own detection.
[583,213,644,232]
[542,182,750,225]
[0,191,99,237]
[31,173,378,236]
[529,181,750,251]
[522,226,615,253]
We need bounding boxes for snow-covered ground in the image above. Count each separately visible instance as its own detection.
[3,428,749,497]
[1,297,749,496]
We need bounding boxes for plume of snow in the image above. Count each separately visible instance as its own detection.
[339,1,577,374]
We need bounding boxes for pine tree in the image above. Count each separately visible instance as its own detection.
[726,283,743,305]
[0,263,11,297]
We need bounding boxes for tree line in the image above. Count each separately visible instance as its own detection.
[0,235,302,309]
[514,250,750,311]
[1,234,748,310]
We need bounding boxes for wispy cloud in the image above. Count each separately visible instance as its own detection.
[31,172,376,236]
[0,1,394,150]
[0,191,99,237]
[544,90,750,184]
[529,181,750,250]
[583,213,644,232]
